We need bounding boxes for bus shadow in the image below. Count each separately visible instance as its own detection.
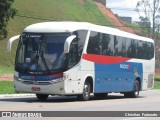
[0,94,146,103]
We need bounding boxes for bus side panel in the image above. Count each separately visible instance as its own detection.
[141,59,155,90]
[82,54,143,93]
[94,62,143,93]
[64,59,95,94]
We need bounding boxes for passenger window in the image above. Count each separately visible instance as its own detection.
[87,31,102,55]
[87,31,154,60]
[126,38,132,58]
[73,30,88,60]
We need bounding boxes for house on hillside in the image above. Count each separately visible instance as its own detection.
[119,16,132,24]
[93,0,106,6]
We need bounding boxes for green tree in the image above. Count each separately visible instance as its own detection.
[136,0,160,39]
[0,0,17,38]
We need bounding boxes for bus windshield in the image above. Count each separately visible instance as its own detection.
[15,33,70,74]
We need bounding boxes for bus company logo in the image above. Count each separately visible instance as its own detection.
[120,64,131,70]
[20,76,35,80]
[21,76,32,80]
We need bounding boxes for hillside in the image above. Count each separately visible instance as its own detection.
[95,2,139,34]
[0,0,112,74]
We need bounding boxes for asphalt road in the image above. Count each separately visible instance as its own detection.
[0,90,160,120]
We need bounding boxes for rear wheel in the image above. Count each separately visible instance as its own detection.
[124,80,140,98]
[77,81,91,101]
[36,94,49,100]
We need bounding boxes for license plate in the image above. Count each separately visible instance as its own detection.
[32,87,41,91]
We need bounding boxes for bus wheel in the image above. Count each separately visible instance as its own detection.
[94,93,108,99]
[124,80,140,98]
[77,81,91,101]
[36,94,49,100]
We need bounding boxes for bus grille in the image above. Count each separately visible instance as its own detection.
[22,81,51,85]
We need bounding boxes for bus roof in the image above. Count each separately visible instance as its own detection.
[23,22,90,33]
[23,21,154,43]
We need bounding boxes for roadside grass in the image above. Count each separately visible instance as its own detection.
[154,75,160,89]
[0,65,14,75]
[0,81,16,94]
[0,77,159,94]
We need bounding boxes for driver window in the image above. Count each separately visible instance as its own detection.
[68,39,78,68]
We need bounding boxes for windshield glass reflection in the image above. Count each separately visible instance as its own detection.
[15,33,70,74]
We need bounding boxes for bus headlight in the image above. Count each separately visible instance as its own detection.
[50,75,68,84]
[14,76,22,81]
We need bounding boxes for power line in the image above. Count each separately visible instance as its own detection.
[107,7,153,12]
[107,7,136,11]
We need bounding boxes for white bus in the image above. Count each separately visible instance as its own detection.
[7,22,155,101]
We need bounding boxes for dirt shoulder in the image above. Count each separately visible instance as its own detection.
[0,75,13,81]
[95,2,139,34]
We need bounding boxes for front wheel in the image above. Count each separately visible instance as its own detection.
[77,81,91,101]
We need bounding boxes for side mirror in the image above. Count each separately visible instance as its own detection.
[7,35,20,52]
[64,35,76,53]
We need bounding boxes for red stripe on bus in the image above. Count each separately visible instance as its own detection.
[82,54,131,64]
[49,73,63,77]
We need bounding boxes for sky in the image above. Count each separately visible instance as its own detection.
[107,0,140,21]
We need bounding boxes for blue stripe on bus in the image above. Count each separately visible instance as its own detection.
[94,62,143,93]
[18,73,63,81]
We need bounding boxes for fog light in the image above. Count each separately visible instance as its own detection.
[14,76,23,81]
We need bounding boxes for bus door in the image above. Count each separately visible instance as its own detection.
[66,37,80,92]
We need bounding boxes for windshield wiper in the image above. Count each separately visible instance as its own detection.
[23,53,39,73]
[40,51,50,74]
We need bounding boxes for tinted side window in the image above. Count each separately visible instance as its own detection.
[87,31,154,60]
[149,43,154,59]
[68,39,78,68]
[126,38,132,58]
[87,31,114,55]
[137,41,144,59]
[114,36,126,57]
[73,30,88,61]
[87,31,102,55]
[130,39,138,58]
[102,34,114,56]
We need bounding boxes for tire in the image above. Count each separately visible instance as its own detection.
[36,94,49,100]
[77,81,91,101]
[94,93,108,99]
[124,80,140,98]
[124,92,131,98]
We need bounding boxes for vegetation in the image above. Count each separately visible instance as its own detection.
[124,22,152,37]
[0,0,112,74]
[0,81,15,94]
[136,0,160,37]
[0,0,17,38]
[154,75,160,89]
